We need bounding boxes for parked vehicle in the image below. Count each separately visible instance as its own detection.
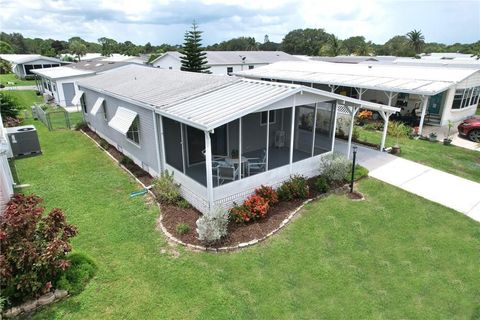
[457,116,480,142]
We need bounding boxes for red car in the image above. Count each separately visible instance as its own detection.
[457,116,480,142]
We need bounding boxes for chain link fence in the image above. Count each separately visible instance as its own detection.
[32,104,83,131]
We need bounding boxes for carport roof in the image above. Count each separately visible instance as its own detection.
[235,61,479,95]
[31,66,94,79]
[78,64,399,131]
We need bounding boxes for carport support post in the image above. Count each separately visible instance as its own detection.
[346,105,359,159]
[379,111,391,151]
[418,96,429,136]
[204,131,214,214]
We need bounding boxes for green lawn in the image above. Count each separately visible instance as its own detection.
[476,107,480,115]
[0,73,36,86]
[2,90,43,110]
[9,121,480,319]
[356,127,480,183]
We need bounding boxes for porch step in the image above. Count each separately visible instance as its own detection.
[426,114,441,125]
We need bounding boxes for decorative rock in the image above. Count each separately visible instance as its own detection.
[20,299,37,313]
[4,307,21,318]
[38,292,55,305]
[54,289,68,300]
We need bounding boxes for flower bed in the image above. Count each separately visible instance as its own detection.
[81,129,369,249]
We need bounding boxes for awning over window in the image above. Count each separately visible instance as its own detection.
[90,97,105,116]
[108,107,137,135]
[71,90,84,105]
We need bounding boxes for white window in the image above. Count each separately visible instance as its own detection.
[260,110,276,125]
[102,103,108,122]
[126,116,140,144]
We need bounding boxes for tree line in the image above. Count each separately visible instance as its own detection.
[1,27,479,61]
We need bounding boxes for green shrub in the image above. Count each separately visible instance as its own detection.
[320,153,350,184]
[350,165,369,181]
[277,175,309,201]
[314,176,330,193]
[176,223,190,235]
[0,92,19,119]
[176,198,191,209]
[196,207,229,243]
[75,121,88,131]
[120,155,134,166]
[153,171,181,205]
[99,139,110,150]
[363,122,383,131]
[55,253,96,295]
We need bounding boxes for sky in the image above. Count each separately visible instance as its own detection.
[0,0,479,46]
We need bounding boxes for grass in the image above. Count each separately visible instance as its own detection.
[2,90,43,110]
[476,107,480,115]
[356,126,480,183]
[0,73,36,86]
[9,120,480,319]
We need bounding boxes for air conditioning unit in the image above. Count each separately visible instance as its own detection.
[6,125,42,158]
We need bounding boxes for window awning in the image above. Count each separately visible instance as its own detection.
[108,107,137,135]
[71,90,84,105]
[90,97,105,116]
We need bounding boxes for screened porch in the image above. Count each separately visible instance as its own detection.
[161,102,336,188]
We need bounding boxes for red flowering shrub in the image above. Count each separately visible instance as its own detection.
[230,204,252,223]
[0,194,78,305]
[244,195,269,219]
[255,185,279,206]
[230,194,270,223]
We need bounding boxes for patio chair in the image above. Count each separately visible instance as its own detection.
[246,150,267,175]
[216,163,239,185]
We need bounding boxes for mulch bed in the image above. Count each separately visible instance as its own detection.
[81,126,360,248]
[160,199,304,247]
[346,190,364,200]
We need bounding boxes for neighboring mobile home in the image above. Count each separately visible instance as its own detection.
[32,60,133,107]
[151,51,302,75]
[0,54,65,79]
[237,61,480,134]
[77,65,397,214]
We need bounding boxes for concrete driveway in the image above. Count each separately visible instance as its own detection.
[335,140,480,222]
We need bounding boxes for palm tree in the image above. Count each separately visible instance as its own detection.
[406,29,425,55]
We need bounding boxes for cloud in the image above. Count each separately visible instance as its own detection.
[0,0,478,45]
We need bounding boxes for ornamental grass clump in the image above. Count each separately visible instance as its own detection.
[0,194,78,305]
[153,170,181,205]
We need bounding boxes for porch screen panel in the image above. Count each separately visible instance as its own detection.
[162,117,184,172]
[242,112,268,177]
[293,105,315,162]
[314,102,335,155]
[268,107,292,170]
[184,125,207,186]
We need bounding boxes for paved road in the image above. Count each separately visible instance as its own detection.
[335,140,480,222]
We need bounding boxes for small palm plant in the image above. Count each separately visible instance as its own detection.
[388,121,409,154]
[443,120,454,145]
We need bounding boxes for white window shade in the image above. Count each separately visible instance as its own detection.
[108,107,138,135]
[71,90,84,105]
[90,97,105,116]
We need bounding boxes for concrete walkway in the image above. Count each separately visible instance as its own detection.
[0,85,37,91]
[335,140,480,222]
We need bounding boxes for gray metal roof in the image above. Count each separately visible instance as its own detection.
[78,64,237,107]
[236,60,479,95]
[0,54,63,64]
[153,51,302,66]
[69,59,134,72]
[78,64,399,131]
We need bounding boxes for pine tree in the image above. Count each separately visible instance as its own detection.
[180,22,210,73]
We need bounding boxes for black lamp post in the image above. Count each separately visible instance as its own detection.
[350,146,358,193]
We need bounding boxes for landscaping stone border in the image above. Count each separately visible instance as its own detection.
[2,290,68,318]
[82,130,363,253]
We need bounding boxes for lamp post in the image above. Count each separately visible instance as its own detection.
[350,146,358,193]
